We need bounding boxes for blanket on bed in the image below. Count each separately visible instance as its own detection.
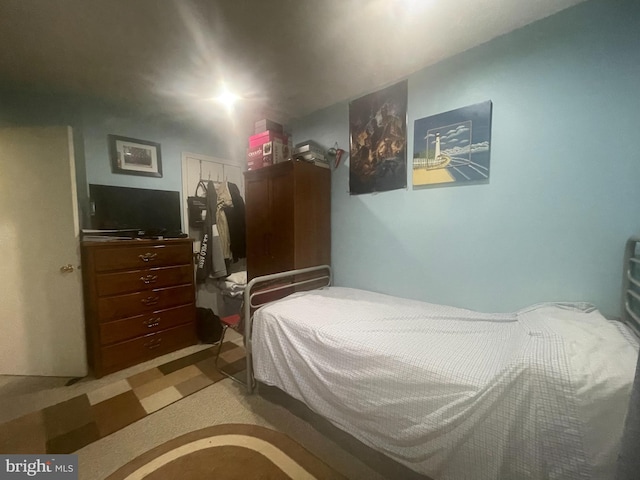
[252,287,638,480]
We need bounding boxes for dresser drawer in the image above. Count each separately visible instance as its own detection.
[100,323,197,371]
[96,264,193,296]
[97,284,195,322]
[99,304,196,345]
[93,244,193,272]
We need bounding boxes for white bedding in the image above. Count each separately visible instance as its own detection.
[252,287,639,480]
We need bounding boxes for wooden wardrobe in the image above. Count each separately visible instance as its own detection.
[244,160,331,280]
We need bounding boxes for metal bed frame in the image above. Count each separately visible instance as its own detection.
[243,264,332,393]
[242,237,640,393]
[622,236,640,338]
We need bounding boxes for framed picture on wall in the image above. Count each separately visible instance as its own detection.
[412,100,492,188]
[108,134,163,177]
[349,80,407,195]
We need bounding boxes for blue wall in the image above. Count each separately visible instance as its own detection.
[291,0,640,317]
[0,91,235,226]
[81,102,233,191]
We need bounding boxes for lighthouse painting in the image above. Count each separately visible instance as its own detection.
[413,101,492,187]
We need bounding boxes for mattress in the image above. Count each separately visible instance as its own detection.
[252,287,639,480]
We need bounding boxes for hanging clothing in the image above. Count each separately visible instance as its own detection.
[206,180,228,278]
[224,181,246,261]
[195,181,227,283]
[214,182,233,261]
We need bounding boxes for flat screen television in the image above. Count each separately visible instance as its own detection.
[89,184,182,235]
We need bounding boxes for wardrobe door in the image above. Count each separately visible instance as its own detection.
[245,161,330,281]
[268,166,295,275]
[293,162,331,270]
[245,171,271,279]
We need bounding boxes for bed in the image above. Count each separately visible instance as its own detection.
[242,250,640,479]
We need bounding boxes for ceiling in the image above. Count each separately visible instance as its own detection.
[0,0,586,128]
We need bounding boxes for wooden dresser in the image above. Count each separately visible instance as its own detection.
[81,238,197,378]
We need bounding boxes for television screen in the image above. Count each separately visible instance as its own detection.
[89,184,182,234]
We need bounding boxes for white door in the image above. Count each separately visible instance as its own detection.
[0,126,87,377]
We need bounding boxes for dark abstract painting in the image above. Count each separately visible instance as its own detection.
[349,81,407,194]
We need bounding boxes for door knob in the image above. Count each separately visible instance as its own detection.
[60,264,74,273]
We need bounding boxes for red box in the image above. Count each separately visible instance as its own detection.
[249,130,288,148]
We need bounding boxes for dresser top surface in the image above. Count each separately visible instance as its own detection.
[81,238,194,248]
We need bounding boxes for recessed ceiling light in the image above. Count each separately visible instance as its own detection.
[215,85,240,110]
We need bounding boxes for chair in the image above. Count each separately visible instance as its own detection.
[214,313,246,385]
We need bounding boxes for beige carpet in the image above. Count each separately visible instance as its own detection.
[105,424,347,480]
[0,342,222,425]
[0,342,245,454]
[0,330,425,480]
[77,379,389,480]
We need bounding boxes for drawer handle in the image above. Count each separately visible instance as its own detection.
[141,296,160,306]
[144,338,162,350]
[140,274,159,284]
[138,253,158,262]
[143,317,161,328]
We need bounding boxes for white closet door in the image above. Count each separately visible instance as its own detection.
[199,161,224,185]
[0,126,87,376]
